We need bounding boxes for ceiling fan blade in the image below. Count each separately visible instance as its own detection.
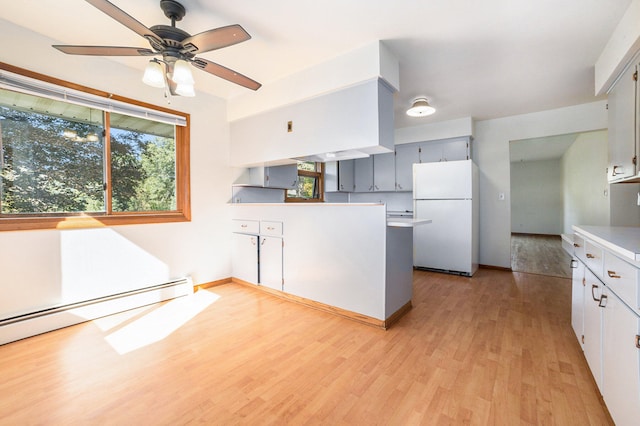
[53,45,156,56]
[85,0,163,46]
[181,24,251,54]
[192,58,261,91]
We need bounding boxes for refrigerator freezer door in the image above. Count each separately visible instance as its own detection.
[413,160,472,199]
[414,199,472,274]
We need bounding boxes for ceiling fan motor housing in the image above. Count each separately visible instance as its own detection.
[160,0,186,22]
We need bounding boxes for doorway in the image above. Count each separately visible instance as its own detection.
[509,130,609,277]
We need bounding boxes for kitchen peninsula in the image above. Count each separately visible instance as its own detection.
[231,203,429,328]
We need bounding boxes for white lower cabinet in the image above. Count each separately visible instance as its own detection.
[571,228,640,425]
[259,236,283,291]
[231,233,259,284]
[571,257,585,349]
[602,287,640,425]
[232,220,284,291]
[583,267,604,392]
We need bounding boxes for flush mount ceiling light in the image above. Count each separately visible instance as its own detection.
[406,97,436,117]
[52,0,261,97]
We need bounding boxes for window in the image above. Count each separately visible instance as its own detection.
[286,162,324,202]
[0,62,190,231]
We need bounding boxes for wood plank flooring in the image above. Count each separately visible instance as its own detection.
[0,269,611,425]
[511,233,572,279]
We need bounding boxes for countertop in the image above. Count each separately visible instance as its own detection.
[573,225,640,262]
[387,218,432,228]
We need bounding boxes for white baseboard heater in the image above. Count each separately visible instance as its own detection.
[0,277,193,346]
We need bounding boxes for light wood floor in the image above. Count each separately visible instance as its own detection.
[0,270,611,425]
[511,233,573,279]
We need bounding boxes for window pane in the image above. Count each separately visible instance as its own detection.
[287,175,318,199]
[110,113,176,212]
[298,161,318,172]
[0,90,105,214]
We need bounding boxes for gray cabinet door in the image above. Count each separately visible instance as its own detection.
[442,139,469,161]
[373,152,396,191]
[354,156,374,192]
[608,61,637,181]
[266,164,298,189]
[395,144,420,191]
[338,160,355,191]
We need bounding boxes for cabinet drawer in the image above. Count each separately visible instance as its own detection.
[260,221,283,236]
[604,252,640,313]
[584,240,604,278]
[574,234,586,263]
[232,219,259,234]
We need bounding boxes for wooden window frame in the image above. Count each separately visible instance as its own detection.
[285,162,325,203]
[0,62,191,232]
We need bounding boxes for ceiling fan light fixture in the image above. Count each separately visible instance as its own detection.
[175,82,195,97]
[172,59,195,85]
[407,97,436,117]
[143,59,166,88]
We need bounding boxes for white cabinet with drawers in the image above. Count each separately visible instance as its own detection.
[571,226,640,426]
[231,219,284,291]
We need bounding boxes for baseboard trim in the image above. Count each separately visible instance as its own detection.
[479,264,513,272]
[231,278,406,330]
[383,301,412,329]
[194,278,232,291]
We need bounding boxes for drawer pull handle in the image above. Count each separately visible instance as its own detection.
[267,227,275,230]
[586,253,595,259]
[591,284,600,302]
[607,270,621,279]
[573,243,580,248]
[636,335,640,349]
[240,224,248,228]
[570,259,578,269]
[598,294,608,308]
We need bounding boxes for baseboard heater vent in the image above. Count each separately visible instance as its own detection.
[0,277,193,346]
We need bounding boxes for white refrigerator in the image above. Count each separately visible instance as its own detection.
[413,159,479,276]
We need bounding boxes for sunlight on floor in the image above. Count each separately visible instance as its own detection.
[99,291,220,355]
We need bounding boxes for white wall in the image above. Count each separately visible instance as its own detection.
[0,19,240,319]
[474,101,607,268]
[510,159,563,234]
[561,130,610,233]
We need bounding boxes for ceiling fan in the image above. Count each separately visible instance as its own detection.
[53,0,261,96]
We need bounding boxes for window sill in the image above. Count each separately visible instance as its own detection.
[0,212,190,232]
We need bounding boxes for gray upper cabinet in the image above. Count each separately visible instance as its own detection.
[325,160,355,192]
[373,153,396,191]
[420,138,470,163]
[608,57,638,182]
[354,154,395,192]
[354,157,374,192]
[249,164,298,189]
[395,144,420,191]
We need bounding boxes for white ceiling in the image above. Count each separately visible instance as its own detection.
[0,0,632,129]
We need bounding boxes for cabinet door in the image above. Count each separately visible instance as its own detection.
[395,144,420,191]
[354,156,374,192]
[338,160,355,191]
[231,233,258,284]
[608,61,637,182]
[419,141,443,163]
[442,138,470,161]
[583,268,604,392]
[259,237,283,291]
[571,257,585,349]
[373,152,396,191]
[266,164,298,189]
[602,287,640,425]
